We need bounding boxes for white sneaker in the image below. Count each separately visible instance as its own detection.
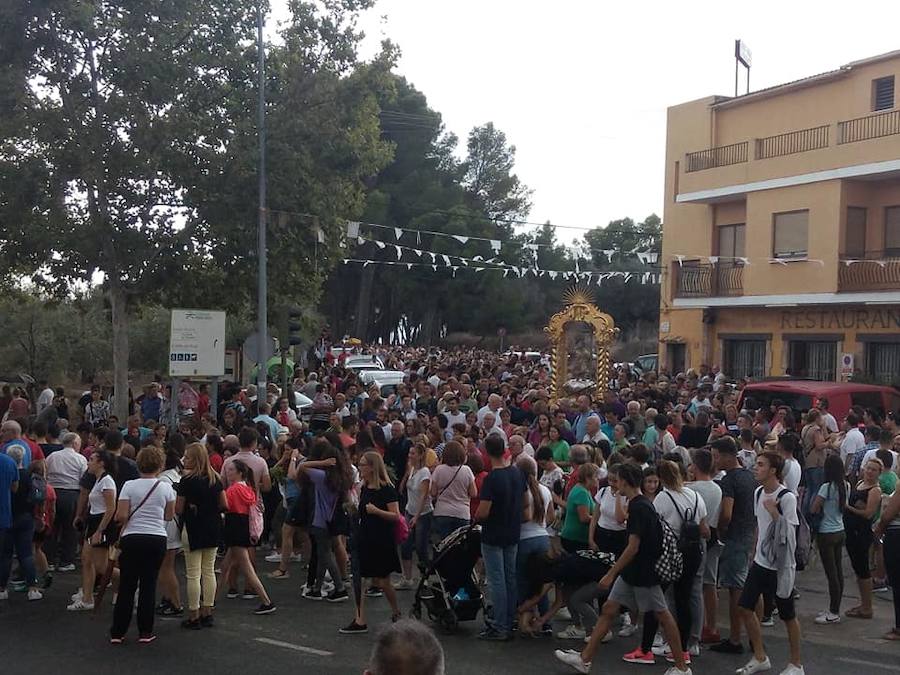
[779,666,804,675]
[556,624,587,640]
[602,629,613,643]
[652,642,670,656]
[322,580,335,594]
[814,612,840,625]
[27,589,43,601]
[395,577,415,590]
[554,649,591,674]
[71,589,83,602]
[618,613,637,637]
[264,552,282,563]
[689,643,701,657]
[290,553,303,562]
[557,607,572,621]
[67,599,95,611]
[57,563,76,572]
[0,589,8,601]
[736,656,772,674]
[664,668,693,675]
[653,633,665,648]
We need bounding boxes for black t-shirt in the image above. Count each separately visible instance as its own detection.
[79,455,140,492]
[11,470,32,517]
[621,495,661,587]
[176,474,224,550]
[385,438,411,478]
[679,425,711,449]
[479,465,526,547]
[719,466,756,546]
[39,443,64,458]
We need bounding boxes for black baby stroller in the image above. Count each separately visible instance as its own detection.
[410,524,483,633]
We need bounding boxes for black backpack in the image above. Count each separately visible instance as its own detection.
[665,490,702,552]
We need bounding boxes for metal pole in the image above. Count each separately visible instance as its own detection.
[734,57,739,97]
[746,66,750,95]
[256,3,268,393]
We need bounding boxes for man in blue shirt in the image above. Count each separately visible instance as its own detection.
[140,382,163,423]
[1,420,32,469]
[0,451,18,532]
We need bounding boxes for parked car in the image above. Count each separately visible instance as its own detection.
[344,354,385,372]
[359,370,406,398]
[633,353,658,375]
[737,380,900,425]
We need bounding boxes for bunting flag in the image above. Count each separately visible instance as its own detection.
[394,227,403,241]
[452,235,469,244]
[707,256,719,265]
[490,240,501,253]
[394,245,402,260]
[374,240,385,249]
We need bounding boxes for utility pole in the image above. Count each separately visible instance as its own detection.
[256,3,268,393]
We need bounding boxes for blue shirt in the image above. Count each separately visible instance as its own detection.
[0,453,18,528]
[817,481,848,534]
[141,396,162,422]
[572,412,598,442]
[1,439,32,470]
[254,414,281,442]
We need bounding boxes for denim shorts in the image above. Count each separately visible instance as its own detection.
[703,542,722,586]
[717,539,751,589]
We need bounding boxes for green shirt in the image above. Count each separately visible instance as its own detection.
[642,426,659,448]
[880,471,897,497]
[561,484,593,543]
[549,439,570,464]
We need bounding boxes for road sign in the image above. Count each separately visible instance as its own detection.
[169,309,227,377]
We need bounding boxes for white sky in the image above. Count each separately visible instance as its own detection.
[270,0,900,243]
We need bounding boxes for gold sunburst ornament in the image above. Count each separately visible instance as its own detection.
[561,285,595,307]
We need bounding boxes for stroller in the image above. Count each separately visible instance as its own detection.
[410,524,483,633]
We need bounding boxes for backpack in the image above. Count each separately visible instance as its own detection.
[665,490,702,552]
[653,513,684,584]
[755,486,812,570]
[27,474,47,506]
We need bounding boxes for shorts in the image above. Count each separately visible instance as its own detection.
[85,513,119,548]
[703,542,722,586]
[165,518,182,550]
[738,563,796,621]
[718,539,751,589]
[608,577,668,615]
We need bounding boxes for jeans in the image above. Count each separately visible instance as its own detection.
[432,516,469,543]
[516,536,550,617]
[817,531,845,614]
[482,542,518,634]
[111,534,166,638]
[309,526,344,593]
[401,512,433,566]
[45,488,79,566]
[182,531,217,611]
[884,529,900,630]
[0,514,37,587]
[689,546,706,646]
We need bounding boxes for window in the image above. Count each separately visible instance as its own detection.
[773,210,809,258]
[723,339,766,379]
[885,206,900,257]
[667,343,686,375]
[845,207,867,258]
[873,76,895,112]
[786,341,836,380]
[866,342,900,385]
[718,223,746,259]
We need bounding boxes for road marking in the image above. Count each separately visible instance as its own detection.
[836,657,900,672]
[254,637,333,657]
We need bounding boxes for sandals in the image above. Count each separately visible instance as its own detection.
[268,569,290,580]
[845,607,874,619]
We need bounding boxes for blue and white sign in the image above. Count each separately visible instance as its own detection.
[168,309,226,377]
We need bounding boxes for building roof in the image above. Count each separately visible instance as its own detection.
[712,49,900,110]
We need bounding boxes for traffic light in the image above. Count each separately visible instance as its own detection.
[287,306,303,346]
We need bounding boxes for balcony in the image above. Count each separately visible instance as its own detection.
[838,250,900,291]
[674,260,744,298]
[685,142,748,173]
[839,109,900,144]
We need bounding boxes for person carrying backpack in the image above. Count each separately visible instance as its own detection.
[555,461,692,675]
[0,444,43,601]
[632,459,709,666]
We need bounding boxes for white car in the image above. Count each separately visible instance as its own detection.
[345,354,385,372]
[359,370,406,398]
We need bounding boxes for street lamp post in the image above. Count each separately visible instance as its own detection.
[256,3,268,392]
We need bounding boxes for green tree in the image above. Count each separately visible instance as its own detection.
[462,122,533,224]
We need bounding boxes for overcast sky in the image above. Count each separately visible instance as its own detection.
[270,0,900,242]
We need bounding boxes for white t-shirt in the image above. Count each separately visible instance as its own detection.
[753,484,799,570]
[863,446,897,470]
[822,412,839,434]
[593,485,627,531]
[653,486,707,534]
[89,474,117,515]
[118,478,176,538]
[444,411,466,429]
[783,458,801,495]
[841,428,866,463]
[37,387,54,412]
[521,483,553,540]
[405,467,434,516]
[477,404,502,424]
[688,479,722,529]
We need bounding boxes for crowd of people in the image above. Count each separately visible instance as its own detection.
[1,349,899,675]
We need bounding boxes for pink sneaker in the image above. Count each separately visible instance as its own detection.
[622,647,656,664]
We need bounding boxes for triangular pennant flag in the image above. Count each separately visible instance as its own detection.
[738,257,750,265]
[406,263,412,270]
[394,245,402,260]
[768,258,788,266]
[458,258,468,267]
[474,267,485,272]
[623,273,633,283]
[473,255,484,262]
[707,256,719,265]
[343,259,349,265]
[441,254,451,266]
[429,252,436,263]
[876,260,887,268]
[363,260,371,267]
[503,269,510,278]
[431,264,437,272]
[374,240,385,249]
[346,221,360,238]
[451,266,458,277]
[452,235,469,244]
[490,240,501,253]
[549,271,557,280]
[602,249,615,260]
[647,252,659,264]
[414,249,423,257]
[675,254,685,266]
[394,227,403,241]
[357,236,365,245]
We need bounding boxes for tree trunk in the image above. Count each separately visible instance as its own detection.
[109,283,130,420]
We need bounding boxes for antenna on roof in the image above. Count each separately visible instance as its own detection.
[735,39,752,96]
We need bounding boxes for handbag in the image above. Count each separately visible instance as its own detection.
[394,513,410,544]
[109,480,162,562]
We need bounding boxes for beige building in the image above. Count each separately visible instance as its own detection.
[660,50,900,384]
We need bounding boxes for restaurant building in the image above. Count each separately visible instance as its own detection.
[659,50,900,384]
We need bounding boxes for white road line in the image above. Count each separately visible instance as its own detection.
[253,637,334,657]
[836,657,900,672]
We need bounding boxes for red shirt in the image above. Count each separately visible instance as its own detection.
[197,394,210,417]
[209,452,224,472]
[26,438,44,461]
[225,482,256,515]
[469,471,488,520]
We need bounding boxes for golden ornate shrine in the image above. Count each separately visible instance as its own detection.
[544,287,618,404]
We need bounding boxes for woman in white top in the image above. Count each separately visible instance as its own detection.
[641,459,709,661]
[515,454,553,635]
[110,447,176,644]
[398,443,433,587]
[430,441,477,542]
[68,450,117,611]
[156,446,184,616]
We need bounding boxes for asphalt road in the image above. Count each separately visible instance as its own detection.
[1,552,898,674]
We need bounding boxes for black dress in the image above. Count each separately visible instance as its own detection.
[357,484,402,579]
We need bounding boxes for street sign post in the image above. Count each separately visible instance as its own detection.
[169,309,227,377]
